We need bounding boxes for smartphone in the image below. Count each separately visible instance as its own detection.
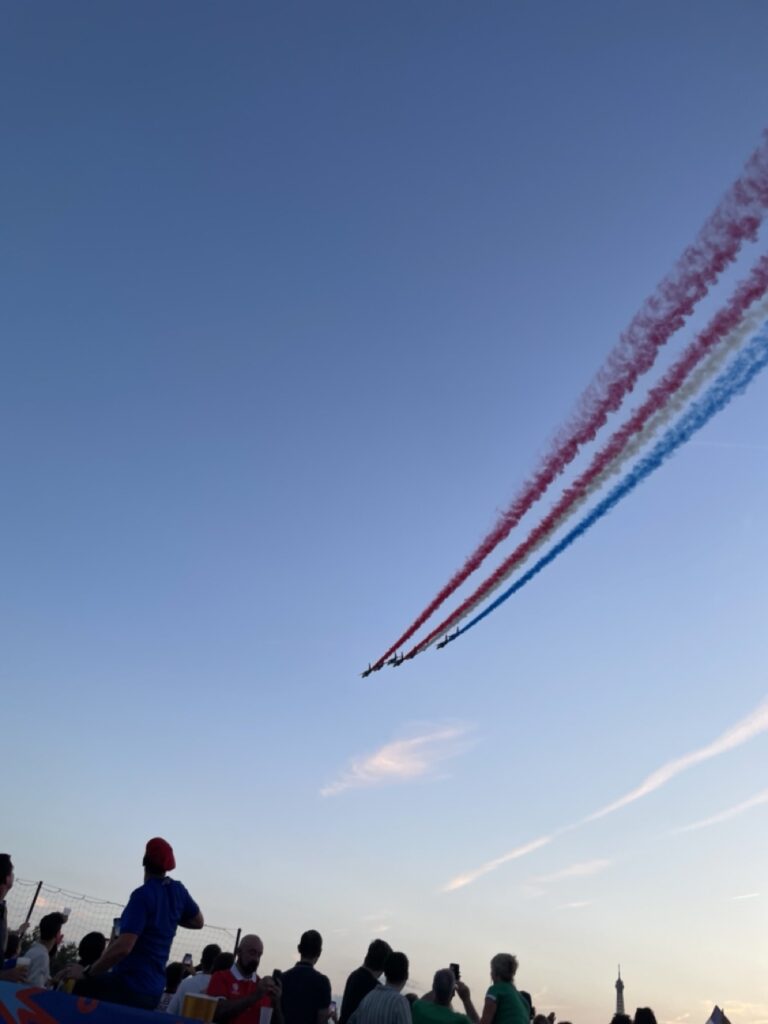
[450,963,461,982]
[111,918,121,939]
[330,1003,337,1014]
[273,969,283,983]
[183,954,193,967]
[62,907,72,920]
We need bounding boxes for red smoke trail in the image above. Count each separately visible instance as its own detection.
[371,132,768,671]
[404,255,768,659]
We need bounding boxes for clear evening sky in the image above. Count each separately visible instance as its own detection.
[2,3,767,1022]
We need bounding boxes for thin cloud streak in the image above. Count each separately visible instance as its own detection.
[534,859,612,883]
[583,697,768,823]
[443,695,768,891]
[732,892,760,901]
[322,723,473,797]
[674,788,768,832]
[443,835,554,891]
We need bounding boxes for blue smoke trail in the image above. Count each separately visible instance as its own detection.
[443,324,768,647]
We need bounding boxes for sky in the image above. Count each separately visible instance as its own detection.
[2,2,768,1022]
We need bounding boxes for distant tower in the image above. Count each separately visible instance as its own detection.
[615,965,625,1016]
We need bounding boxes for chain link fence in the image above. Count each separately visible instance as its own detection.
[6,878,239,966]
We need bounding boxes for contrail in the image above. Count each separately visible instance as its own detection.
[406,260,768,657]
[369,132,768,671]
[441,323,768,647]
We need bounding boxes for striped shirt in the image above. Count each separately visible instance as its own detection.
[349,986,411,1024]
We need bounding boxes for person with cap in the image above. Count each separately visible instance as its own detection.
[67,837,204,1010]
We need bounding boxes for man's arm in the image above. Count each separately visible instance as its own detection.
[88,933,138,976]
[180,910,204,930]
[456,983,480,1024]
[213,979,279,1024]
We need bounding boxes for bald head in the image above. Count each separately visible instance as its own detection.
[433,969,456,1005]
[237,934,264,976]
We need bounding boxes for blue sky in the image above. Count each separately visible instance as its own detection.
[2,3,768,1022]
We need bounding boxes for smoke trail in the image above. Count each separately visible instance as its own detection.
[369,133,768,672]
[441,323,768,646]
[404,261,768,657]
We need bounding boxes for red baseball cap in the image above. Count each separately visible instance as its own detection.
[144,837,176,872]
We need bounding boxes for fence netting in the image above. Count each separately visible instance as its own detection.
[6,878,238,965]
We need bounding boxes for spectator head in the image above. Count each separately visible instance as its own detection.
[165,962,185,994]
[384,952,409,990]
[143,837,176,877]
[0,854,13,897]
[237,934,264,976]
[519,993,534,1020]
[490,954,518,984]
[78,932,107,967]
[405,995,418,1006]
[211,952,235,973]
[39,912,66,946]
[199,944,222,973]
[364,939,393,976]
[634,1011,657,1024]
[298,929,323,962]
[433,969,456,1006]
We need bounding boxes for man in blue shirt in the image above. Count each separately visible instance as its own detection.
[71,837,204,1010]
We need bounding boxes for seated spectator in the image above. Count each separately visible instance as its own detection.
[78,933,108,968]
[25,912,66,987]
[340,939,392,1024]
[413,969,479,1024]
[207,933,281,1024]
[479,955,528,1024]
[280,930,333,1024]
[67,837,203,1010]
[158,962,186,1011]
[211,952,235,973]
[348,952,411,1024]
[0,853,28,984]
[166,943,223,1015]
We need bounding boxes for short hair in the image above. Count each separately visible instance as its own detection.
[433,969,456,1003]
[78,932,107,967]
[0,854,12,884]
[298,929,323,958]
[364,939,392,972]
[200,944,222,972]
[39,913,66,942]
[165,962,185,994]
[634,1010,657,1024]
[384,952,409,986]
[211,952,235,973]
[490,953,518,983]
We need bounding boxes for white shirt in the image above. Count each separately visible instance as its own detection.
[24,942,51,988]
[349,986,411,1024]
[166,972,213,1015]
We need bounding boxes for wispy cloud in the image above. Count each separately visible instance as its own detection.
[443,834,553,891]
[732,892,760,901]
[583,698,768,823]
[534,859,612,884]
[559,900,592,910]
[442,695,768,891]
[674,788,768,833]
[321,723,473,797]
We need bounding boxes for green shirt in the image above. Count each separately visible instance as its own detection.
[412,1000,471,1024]
[485,983,528,1024]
